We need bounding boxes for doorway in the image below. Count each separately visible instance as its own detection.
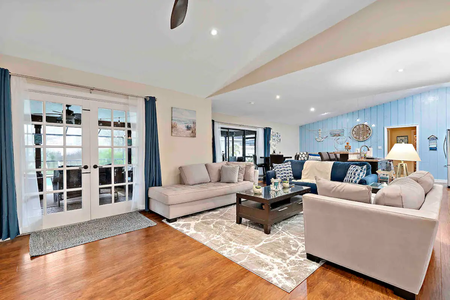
[26,88,140,229]
[385,125,418,174]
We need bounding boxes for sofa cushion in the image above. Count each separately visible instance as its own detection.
[374,178,425,210]
[205,162,227,182]
[273,162,294,181]
[316,177,372,203]
[286,160,305,179]
[331,162,371,182]
[291,181,318,194]
[298,152,309,160]
[179,164,211,185]
[221,165,239,183]
[301,161,333,182]
[227,162,253,182]
[148,181,253,205]
[308,153,321,161]
[408,171,435,194]
[244,165,255,183]
[343,165,367,184]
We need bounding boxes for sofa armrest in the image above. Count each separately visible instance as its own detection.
[253,169,259,185]
[359,174,378,185]
[303,193,441,294]
[266,170,276,185]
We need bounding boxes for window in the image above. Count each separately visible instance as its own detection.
[220,128,257,162]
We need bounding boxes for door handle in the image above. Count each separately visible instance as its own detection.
[81,165,89,170]
[93,164,99,169]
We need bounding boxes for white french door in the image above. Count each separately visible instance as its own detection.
[28,93,91,228]
[90,101,136,219]
[28,89,139,229]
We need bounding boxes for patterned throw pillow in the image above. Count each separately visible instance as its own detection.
[308,153,321,161]
[273,162,294,181]
[343,165,367,184]
[298,152,309,160]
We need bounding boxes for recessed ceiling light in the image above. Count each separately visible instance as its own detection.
[276,95,281,99]
[320,112,330,116]
[249,101,255,105]
[397,68,404,72]
[211,29,218,36]
[310,108,315,112]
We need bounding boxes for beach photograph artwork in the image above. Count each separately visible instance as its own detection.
[171,107,196,137]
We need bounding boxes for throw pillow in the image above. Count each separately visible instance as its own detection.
[226,162,246,182]
[316,177,372,203]
[244,165,255,183]
[374,177,425,209]
[179,164,211,185]
[298,152,309,160]
[308,153,321,161]
[408,171,434,194]
[220,165,239,183]
[273,162,294,181]
[205,162,227,182]
[343,165,367,184]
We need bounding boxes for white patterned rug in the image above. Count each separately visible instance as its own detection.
[166,205,323,292]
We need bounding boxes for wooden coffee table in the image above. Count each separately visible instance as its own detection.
[236,185,311,234]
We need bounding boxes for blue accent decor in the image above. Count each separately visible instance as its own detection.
[144,96,162,211]
[273,162,294,181]
[0,68,20,240]
[343,165,368,183]
[264,127,271,157]
[265,161,373,194]
[299,88,450,180]
[330,161,371,182]
[212,120,216,162]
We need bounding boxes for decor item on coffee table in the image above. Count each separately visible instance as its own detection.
[166,204,323,292]
[236,185,310,234]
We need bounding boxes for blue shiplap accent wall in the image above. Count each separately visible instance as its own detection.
[299,88,450,180]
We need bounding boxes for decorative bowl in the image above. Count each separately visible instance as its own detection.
[253,185,262,194]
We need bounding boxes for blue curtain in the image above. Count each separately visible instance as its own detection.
[264,127,272,157]
[212,120,216,162]
[0,68,20,240]
[144,96,162,211]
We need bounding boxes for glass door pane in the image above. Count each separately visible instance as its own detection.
[26,92,91,229]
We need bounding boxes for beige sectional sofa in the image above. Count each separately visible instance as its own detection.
[304,172,443,300]
[149,162,258,222]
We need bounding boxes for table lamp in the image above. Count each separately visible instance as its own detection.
[385,143,421,178]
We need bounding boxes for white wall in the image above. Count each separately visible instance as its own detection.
[212,112,299,157]
[0,54,212,185]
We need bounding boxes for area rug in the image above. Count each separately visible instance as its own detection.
[29,212,156,257]
[166,205,323,292]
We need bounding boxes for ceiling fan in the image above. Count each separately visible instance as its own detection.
[170,0,188,29]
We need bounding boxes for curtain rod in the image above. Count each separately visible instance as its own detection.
[215,120,263,130]
[10,73,156,101]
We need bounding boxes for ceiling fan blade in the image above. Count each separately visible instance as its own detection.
[171,0,188,29]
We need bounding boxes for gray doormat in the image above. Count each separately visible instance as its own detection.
[29,212,156,257]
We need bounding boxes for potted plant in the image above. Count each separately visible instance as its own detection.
[253,185,262,194]
[282,180,290,188]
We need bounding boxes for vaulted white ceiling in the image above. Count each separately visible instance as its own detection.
[211,25,450,125]
[0,0,374,97]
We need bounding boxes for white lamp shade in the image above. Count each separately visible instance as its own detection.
[386,143,421,161]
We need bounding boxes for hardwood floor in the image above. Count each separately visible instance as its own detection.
[0,189,448,299]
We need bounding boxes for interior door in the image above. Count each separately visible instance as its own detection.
[90,101,136,219]
[29,93,91,229]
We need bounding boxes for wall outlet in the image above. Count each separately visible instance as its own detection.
[378,146,382,150]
